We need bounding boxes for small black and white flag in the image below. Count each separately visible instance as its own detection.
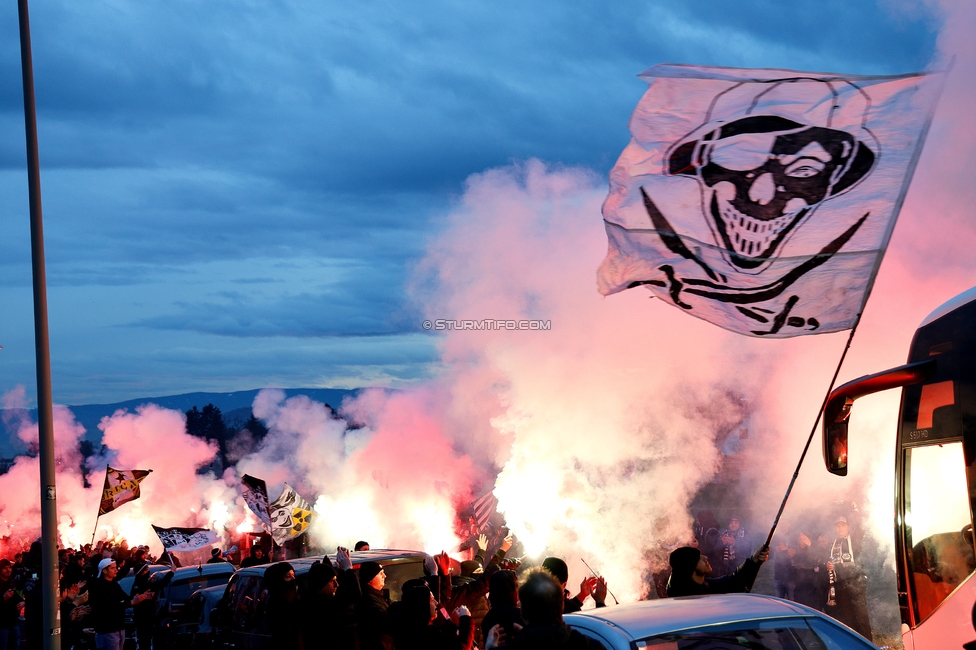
[152,525,220,552]
[240,474,273,532]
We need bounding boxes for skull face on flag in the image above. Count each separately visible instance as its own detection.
[666,83,878,273]
[599,65,939,337]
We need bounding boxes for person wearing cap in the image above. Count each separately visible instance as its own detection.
[666,543,768,597]
[88,558,154,650]
[0,558,23,650]
[827,502,872,639]
[357,561,392,650]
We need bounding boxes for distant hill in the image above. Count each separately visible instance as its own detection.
[0,387,361,456]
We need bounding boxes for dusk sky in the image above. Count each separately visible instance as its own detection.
[0,1,940,405]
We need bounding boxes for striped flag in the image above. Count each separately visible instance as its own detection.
[472,490,498,531]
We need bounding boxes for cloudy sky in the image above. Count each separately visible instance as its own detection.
[0,1,939,405]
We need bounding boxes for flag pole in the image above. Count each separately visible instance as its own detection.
[758,315,863,557]
[17,0,61,647]
[90,515,100,547]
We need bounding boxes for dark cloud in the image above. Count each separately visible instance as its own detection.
[0,0,940,402]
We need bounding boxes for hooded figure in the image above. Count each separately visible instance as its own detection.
[665,545,766,598]
[264,562,301,648]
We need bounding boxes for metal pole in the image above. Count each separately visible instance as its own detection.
[759,317,862,556]
[16,1,61,647]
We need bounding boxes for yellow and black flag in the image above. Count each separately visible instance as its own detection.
[98,467,152,515]
[268,483,315,544]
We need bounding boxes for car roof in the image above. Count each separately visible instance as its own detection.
[565,594,817,640]
[169,563,237,579]
[233,549,425,577]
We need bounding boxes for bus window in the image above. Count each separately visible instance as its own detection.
[905,442,976,621]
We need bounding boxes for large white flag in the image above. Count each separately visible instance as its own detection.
[598,64,941,337]
[268,483,315,544]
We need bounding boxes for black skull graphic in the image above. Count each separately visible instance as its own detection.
[666,81,878,273]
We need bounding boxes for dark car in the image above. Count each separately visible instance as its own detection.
[216,549,427,650]
[168,584,227,650]
[155,563,237,643]
[118,564,176,650]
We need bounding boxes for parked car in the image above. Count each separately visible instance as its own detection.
[167,584,228,650]
[155,563,237,643]
[216,549,427,650]
[118,563,172,596]
[118,564,175,650]
[564,594,878,649]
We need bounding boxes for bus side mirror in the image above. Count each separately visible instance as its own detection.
[823,358,936,476]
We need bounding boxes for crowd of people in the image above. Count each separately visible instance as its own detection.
[256,534,610,650]
[0,502,876,649]
[0,533,611,650]
[688,501,872,639]
[0,539,171,650]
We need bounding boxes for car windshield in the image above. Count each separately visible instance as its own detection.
[168,575,232,604]
[639,616,875,650]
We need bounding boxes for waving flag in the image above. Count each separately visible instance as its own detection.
[240,474,273,532]
[152,525,220,552]
[598,64,941,337]
[268,483,315,544]
[98,467,152,515]
[472,489,498,531]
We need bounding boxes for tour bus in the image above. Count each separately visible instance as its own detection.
[822,285,976,649]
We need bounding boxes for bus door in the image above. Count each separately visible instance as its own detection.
[896,310,976,647]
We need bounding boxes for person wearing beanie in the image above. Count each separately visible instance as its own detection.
[480,570,524,643]
[265,562,301,647]
[301,547,361,650]
[666,543,768,597]
[357,561,392,650]
[207,548,227,564]
[87,558,155,650]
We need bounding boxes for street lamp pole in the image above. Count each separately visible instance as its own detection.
[17,0,62,648]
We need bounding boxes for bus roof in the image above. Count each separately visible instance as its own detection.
[920,285,976,328]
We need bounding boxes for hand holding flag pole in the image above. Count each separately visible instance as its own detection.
[581,558,618,605]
